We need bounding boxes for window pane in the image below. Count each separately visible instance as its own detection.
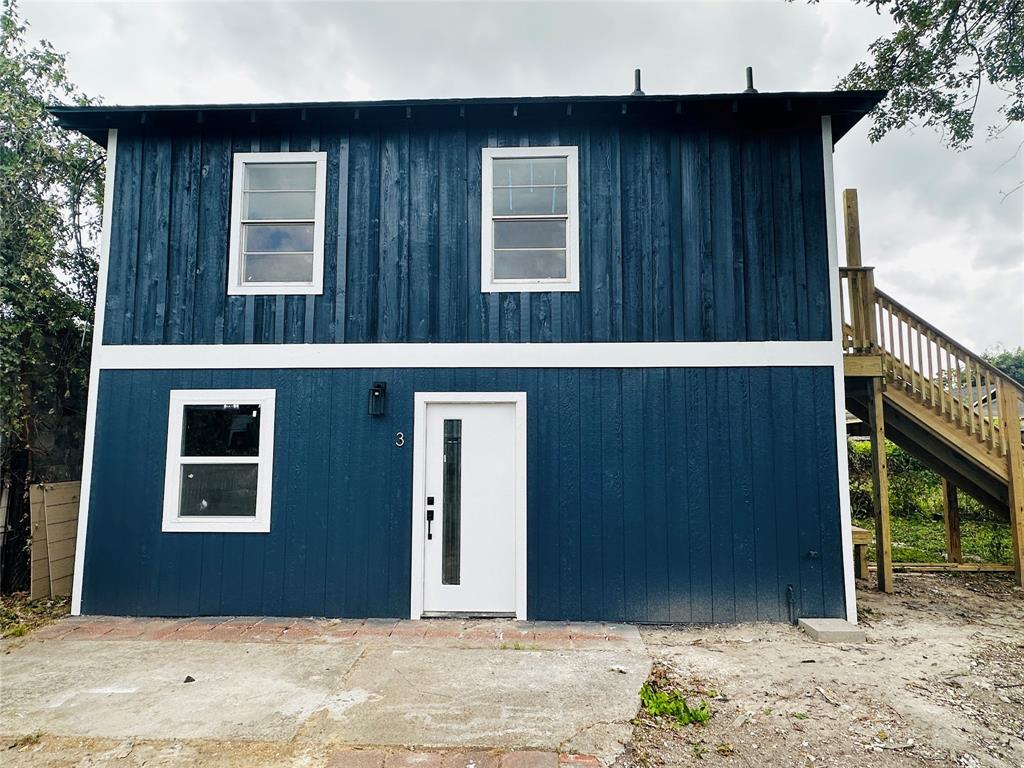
[244,162,316,191]
[494,249,567,280]
[494,219,566,249]
[243,191,315,220]
[492,157,567,187]
[493,187,567,216]
[243,252,314,283]
[243,223,314,253]
[179,464,258,517]
[442,419,462,586]
[182,404,260,457]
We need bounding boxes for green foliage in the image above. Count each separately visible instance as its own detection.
[3,622,27,637]
[983,346,1024,387]
[1,0,104,482]
[807,1,1023,151]
[848,438,1014,564]
[639,682,712,726]
[852,513,1013,563]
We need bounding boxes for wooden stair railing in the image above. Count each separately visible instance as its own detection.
[840,266,1024,464]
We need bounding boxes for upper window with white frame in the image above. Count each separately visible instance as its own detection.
[162,389,275,533]
[481,146,580,293]
[227,152,327,295]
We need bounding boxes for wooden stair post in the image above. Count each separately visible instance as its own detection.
[843,187,893,592]
[843,189,862,267]
[942,479,962,564]
[869,378,895,593]
[1000,379,1024,586]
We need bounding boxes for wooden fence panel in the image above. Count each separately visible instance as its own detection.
[43,482,80,597]
[28,481,81,599]
[30,486,50,600]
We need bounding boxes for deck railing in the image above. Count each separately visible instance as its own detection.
[840,266,1024,460]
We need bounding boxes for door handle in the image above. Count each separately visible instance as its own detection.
[426,508,434,540]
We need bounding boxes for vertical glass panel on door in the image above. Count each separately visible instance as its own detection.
[441,419,462,586]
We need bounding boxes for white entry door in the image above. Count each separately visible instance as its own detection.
[421,401,518,615]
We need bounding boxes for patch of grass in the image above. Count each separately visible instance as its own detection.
[499,641,536,650]
[848,438,1013,565]
[3,623,28,638]
[852,515,1013,564]
[691,742,707,759]
[638,663,713,727]
[0,592,70,637]
[715,742,735,756]
[792,711,809,720]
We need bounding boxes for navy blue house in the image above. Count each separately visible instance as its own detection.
[53,86,882,623]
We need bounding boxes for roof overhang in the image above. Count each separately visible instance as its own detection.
[50,90,885,146]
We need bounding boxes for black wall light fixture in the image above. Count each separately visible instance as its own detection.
[368,382,387,416]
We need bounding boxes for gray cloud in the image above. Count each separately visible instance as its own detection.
[23,0,1024,349]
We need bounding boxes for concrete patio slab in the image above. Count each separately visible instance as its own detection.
[0,617,651,765]
[0,639,364,741]
[297,645,649,758]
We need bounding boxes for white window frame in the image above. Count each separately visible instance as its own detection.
[480,146,580,293]
[161,389,276,533]
[227,151,327,296]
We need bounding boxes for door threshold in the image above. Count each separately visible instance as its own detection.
[420,611,517,619]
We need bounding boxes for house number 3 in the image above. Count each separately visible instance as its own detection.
[395,432,405,447]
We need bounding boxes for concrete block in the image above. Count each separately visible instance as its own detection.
[798,618,866,643]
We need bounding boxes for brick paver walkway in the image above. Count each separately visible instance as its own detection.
[323,747,600,766]
[30,615,636,650]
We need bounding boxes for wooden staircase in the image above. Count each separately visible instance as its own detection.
[839,264,1024,587]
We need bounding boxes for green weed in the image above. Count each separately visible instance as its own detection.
[3,623,28,638]
[638,663,712,727]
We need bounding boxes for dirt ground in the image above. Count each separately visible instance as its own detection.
[3,573,1021,767]
[620,572,1023,768]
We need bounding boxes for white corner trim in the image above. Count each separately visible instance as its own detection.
[822,116,858,625]
[481,145,581,293]
[71,128,117,616]
[226,151,327,296]
[161,389,276,533]
[409,392,528,621]
[94,340,840,370]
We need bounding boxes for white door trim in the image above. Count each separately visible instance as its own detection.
[410,392,528,620]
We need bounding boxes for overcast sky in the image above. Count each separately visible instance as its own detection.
[22,0,1024,351]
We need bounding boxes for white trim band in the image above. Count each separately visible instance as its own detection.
[94,340,840,370]
[821,115,859,625]
[71,128,117,616]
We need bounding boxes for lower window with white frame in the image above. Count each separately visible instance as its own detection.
[162,389,275,533]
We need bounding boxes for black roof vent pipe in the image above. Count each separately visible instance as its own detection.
[744,66,758,94]
[631,68,644,96]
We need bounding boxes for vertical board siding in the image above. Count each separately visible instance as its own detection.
[84,365,843,622]
[103,115,831,345]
